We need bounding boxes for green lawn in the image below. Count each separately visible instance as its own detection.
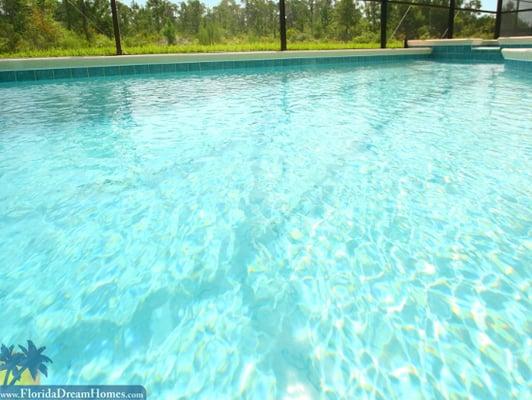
[0,41,404,58]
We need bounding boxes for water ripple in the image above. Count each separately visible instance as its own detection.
[0,61,531,399]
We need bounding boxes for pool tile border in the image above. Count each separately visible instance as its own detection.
[429,45,504,62]
[0,52,432,83]
[408,36,532,64]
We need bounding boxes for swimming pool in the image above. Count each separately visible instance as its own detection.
[0,60,530,398]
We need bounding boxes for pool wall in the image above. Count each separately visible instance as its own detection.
[409,39,503,62]
[502,48,532,71]
[0,48,431,83]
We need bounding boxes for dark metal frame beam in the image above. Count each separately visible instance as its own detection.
[110,0,122,55]
[279,0,287,51]
[384,0,496,14]
[503,7,532,12]
[494,0,503,38]
[381,0,388,48]
[447,0,456,38]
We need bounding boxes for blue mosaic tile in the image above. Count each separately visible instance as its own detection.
[203,62,225,71]
[316,57,333,65]
[279,58,290,66]
[161,63,176,73]
[240,60,263,69]
[71,68,88,78]
[216,61,228,69]
[187,63,201,72]
[193,62,206,71]
[429,45,504,63]
[243,60,258,69]
[119,65,137,75]
[221,61,236,69]
[0,71,16,82]
[500,44,532,48]
[88,67,106,77]
[135,64,150,75]
[262,60,277,68]
[174,63,189,72]
[53,68,72,79]
[105,66,121,76]
[35,69,54,81]
[149,64,163,73]
[15,70,36,81]
[232,60,247,69]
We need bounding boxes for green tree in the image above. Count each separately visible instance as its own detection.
[243,0,277,38]
[0,0,30,50]
[162,19,177,44]
[178,0,204,36]
[0,0,502,55]
[287,0,311,33]
[198,13,221,45]
[212,0,243,38]
[335,0,358,41]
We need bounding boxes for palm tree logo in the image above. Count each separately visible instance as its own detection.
[0,345,23,386]
[0,341,52,386]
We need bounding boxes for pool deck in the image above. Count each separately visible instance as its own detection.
[408,36,532,48]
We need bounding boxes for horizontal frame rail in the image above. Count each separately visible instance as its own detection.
[501,8,532,13]
[359,0,498,14]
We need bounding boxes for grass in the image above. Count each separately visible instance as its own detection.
[0,40,404,58]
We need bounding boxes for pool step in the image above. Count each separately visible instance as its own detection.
[501,48,532,65]
[472,46,501,51]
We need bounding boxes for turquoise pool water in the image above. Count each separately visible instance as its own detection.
[0,61,530,398]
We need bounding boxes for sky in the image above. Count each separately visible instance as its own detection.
[121,0,499,11]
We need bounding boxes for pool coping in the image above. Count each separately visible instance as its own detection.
[408,38,485,47]
[0,48,431,72]
[409,36,532,47]
[498,36,532,46]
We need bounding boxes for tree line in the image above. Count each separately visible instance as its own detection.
[0,0,495,54]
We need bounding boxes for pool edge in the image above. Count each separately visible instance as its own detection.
[0,48,432,83]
